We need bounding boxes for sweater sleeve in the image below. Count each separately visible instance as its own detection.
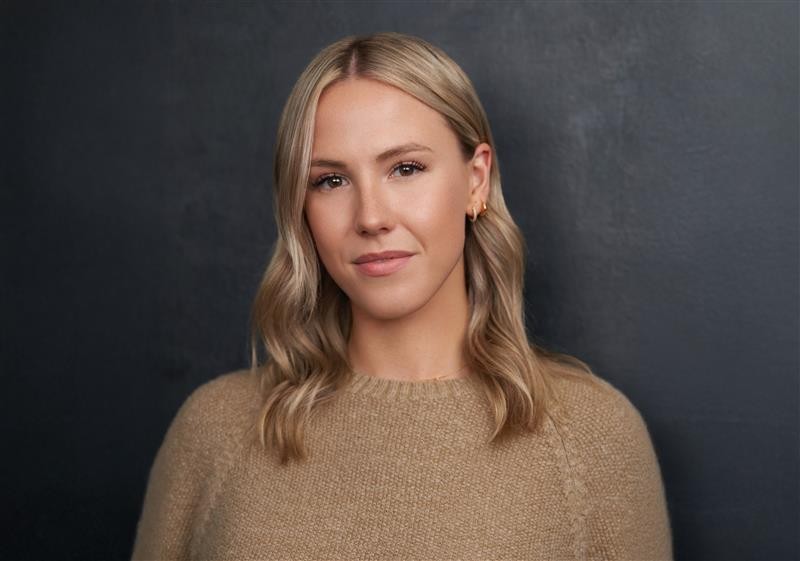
[579,385,674,560]
[131,393,205,560]
[130,384,217,561]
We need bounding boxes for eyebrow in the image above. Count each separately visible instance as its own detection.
[310,142,433,169]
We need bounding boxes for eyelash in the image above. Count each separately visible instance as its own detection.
[310,160,427,190]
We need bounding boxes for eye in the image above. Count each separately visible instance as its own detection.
[310,173,346,190]
[309,160,427,191]
[390,160,426,178]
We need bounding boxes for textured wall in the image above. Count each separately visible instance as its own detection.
[2,2,797,559]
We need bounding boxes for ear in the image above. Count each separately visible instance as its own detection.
[466,142,492,213]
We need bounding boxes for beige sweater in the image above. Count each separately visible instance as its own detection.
[131,367,673,560]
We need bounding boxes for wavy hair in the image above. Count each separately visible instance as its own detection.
[249,31,601,465]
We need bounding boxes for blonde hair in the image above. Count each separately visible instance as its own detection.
[249,31,601,465]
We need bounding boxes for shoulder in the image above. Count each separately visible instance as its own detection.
[544,368,673,556]
[545,366,658,461]
[179,368,259,418]
[164,368,261,459]
[132,369,260,559]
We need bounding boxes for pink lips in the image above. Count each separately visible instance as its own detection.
[353,252,414,277]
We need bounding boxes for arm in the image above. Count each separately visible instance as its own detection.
[581,389,674,560]
[130,388,209,561]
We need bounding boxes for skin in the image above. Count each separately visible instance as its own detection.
[303,77,491,382]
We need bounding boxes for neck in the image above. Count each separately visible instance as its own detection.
[346,255,470,382]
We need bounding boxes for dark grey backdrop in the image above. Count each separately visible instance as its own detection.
[2,2,797,560]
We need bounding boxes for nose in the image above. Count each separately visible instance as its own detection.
[353,177,393,236]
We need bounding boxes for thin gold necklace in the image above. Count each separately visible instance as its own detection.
[430,364,470,381]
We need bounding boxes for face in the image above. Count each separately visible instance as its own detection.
[303,77,490,321]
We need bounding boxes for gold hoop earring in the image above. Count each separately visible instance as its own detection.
[469,201,488,223]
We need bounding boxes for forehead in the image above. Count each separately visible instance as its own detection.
[311,78,454,158]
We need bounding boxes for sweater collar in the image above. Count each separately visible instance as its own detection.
[340,367,483,400]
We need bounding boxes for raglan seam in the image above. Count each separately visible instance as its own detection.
[545,404,589,561]
[182,372,260,560]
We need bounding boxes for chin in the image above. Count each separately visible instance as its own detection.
[347,287,431,321]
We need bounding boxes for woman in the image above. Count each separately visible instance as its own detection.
[132,32,673,560]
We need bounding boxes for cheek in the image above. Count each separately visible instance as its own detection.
[413,180,467,246]
[305,203,359,293]
[304,204,340,261]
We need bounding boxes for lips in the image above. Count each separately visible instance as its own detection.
[353,250,414,264]
[352,250,415,277]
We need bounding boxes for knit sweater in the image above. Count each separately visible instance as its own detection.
[130,367,673,560]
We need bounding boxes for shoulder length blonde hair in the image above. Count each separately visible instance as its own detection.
[249,31,600,465]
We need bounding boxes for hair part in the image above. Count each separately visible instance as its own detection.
[249,31,601,465]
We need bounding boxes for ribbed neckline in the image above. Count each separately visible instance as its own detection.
[341,367,482,400]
